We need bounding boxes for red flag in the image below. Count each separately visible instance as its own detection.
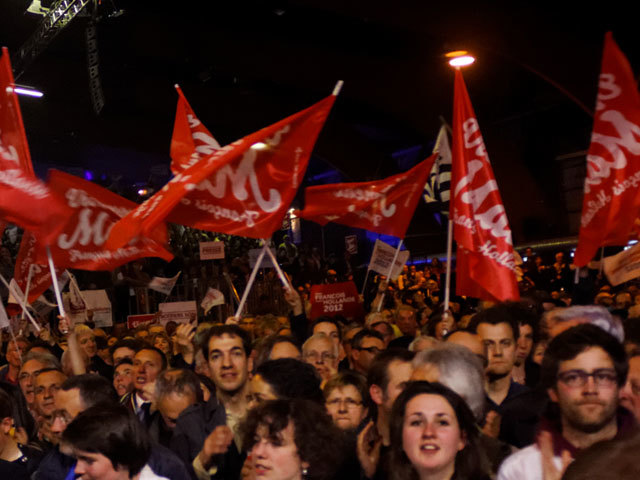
[575,33,640,266]
[297,154,436,238]
[170,85,221,175]
[106,92,338,247]
[7,231,59,315]
[34,170,173,270]
[0,48,71,245]
[451,70,519,302]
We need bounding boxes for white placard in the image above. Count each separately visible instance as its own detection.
[199,241,225,260]
[368,239,410,280]
[157,301,198,325]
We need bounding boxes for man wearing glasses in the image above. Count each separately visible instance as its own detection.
[497,324,634,480]
[349,329,385,376]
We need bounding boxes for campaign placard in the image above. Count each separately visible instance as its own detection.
[199,241,225,260]
[309,281,364,320]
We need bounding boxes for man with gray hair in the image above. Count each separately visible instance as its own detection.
[150,368,203,447]
[302,333,339,382]
[410,343,485,420]
[543,305,624,342]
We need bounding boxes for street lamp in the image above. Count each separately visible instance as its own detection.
[446,50,475,68]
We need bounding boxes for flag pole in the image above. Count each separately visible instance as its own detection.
[263,245,293,291]
[0,273,40,332]
[444,218,453,312]
[21,264,34,321]
[234,244,268,319]
[46,246,66,320]
[377,239,403,312]
[360,267,371,297]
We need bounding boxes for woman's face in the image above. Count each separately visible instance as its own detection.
[78,332,97,358]
[248,374,278,410]
[154,336,170,354]
[402,394,465,478]
[325,385,368,430]
[251,421,307,480]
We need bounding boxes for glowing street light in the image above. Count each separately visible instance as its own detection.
[446,50,475,68]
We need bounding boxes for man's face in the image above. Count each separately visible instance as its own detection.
[371,322,393,347]
[549,346,619,434]
[302,337,338,381]
[313,322,340,348]
[73,450,130,480]
[207,334,250,394]
[35,370,67,418]
[396,310,417,336]
[6,340,28,368]
[343,328,362,357]
[352,337,385,374]
[113,363,135,397]
[158,391,196,430]
[620,356,640,421]
[477,322,516,377]
[515,324,534,366]
[382,360,413,414]
[112,347,135,365]
[133,350,164,393]
[50,388,85,442]
[19,358,48,407]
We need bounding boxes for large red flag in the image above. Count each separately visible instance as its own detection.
[170,85,221,175]
[107,91,338,247]
[574,33,640,267]
[0,47,71,245]
[451,70,519,302]
[33,170,173,270]
[297,154,436,238]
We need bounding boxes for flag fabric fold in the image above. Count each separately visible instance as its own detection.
[106,92,338,247]
[34,170,173,270]
[298,154,436,239]
[0,47,71,245]
[575,32,640,267]
[450,69,519,302]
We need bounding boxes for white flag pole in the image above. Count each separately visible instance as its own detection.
[263,244,293,291]
[377,239,403,312]
[234,244,268,319]
[444,218,453,312]
[0,274,40,332]
[360,267,371,297]
[21,264,34,321]
[46,246,66,318]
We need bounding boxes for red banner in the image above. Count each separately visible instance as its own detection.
[170,85,221,175]
[106,92,337,247]
[33,170,173,270]
[451,70,519,302]
[309,281,364,320]
[298,154,436,239]
[575,33,640,266]
[0,48,71,245]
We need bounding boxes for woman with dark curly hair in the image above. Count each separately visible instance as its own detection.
[389,381,489,480]
[242,398,345,480]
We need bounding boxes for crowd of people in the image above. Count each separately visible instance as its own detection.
[3,235,640,480]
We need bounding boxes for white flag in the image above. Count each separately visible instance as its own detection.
[603,244,640,286]
[368,239,410,280]
[148,271,182,296]
[201,288,225,314]
[0,301,10,329]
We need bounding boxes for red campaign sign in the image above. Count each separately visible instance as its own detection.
[450,69,519,302]
[127,313,157,330]
[309,281,364,320]
[575,32,640,266]
[34,170,173,270]
[106,92,337,247]
[298,154,436,239]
